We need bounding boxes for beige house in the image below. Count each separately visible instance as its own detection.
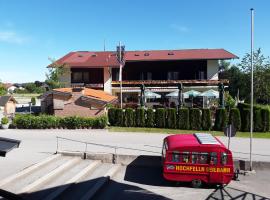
[0,96,17,117]
[41,87,117,117]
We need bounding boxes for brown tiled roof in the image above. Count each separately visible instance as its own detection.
[52,49,238,68]
[53,88,117,103]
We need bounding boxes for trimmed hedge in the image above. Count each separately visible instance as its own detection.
[108,108,116,126]
[214,108,228,131]
[241,109,250,132]
[12,114,107,129]
[155,108,166,128]
[229,108,241,131]
[135,108,145,127]
[178,108,189,130]
[146,109,155,127]
[114,108,124,126]
[254,109,263,132]
[124,108,135,127]
[167,108,177,129]
[202,109,212,131]
[190,108,202,130]
[261,108,270,132]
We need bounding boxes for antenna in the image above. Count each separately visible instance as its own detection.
[103,39,106,51]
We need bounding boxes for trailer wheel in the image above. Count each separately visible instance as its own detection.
[191,179,202,188]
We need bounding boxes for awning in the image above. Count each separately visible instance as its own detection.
[0,137,21,157]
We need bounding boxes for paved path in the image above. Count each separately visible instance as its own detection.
[0,129,269,180]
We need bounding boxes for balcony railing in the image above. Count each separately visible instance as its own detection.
[71,83,104,89]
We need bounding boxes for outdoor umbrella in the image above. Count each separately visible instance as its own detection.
[183,90,201,97]
[166,91,188,98]
[144,91,161,99]
[199,89,219,98]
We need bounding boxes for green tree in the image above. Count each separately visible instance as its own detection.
[0,83,7,96]
[45,58,68,89]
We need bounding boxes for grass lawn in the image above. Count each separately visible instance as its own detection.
[109,126,270,139]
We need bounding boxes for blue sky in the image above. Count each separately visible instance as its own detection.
[0,0,269,83]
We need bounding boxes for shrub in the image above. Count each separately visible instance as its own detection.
[190,108,202,130]
[108,108,116,126]
[124,108,135,127]
[214,108,228,131]
[202,109,212,131]
[254,109,263,132]
[135,108,145,127]
[177,108,189,130]
[1,117,9,125]
[229,108,241,131]
[31,97,36,106]
[261,108,270,132]
[92,115,108,129]
[114,108,124,126]
[146,109,155,127]
[241,109,250,132]
[155,108,166,128]
[167,108,176,129]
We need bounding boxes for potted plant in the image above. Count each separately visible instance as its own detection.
[1,117,9,129]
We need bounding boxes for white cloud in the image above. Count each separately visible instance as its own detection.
[170,24,189,33]
[0,30,28,44]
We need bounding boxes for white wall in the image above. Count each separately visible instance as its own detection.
[59,68,71,87]
[104,67,112,94]
[207,60,219,80]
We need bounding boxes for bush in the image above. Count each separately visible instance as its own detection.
[241,109,250,132]
[261,108,270,132]
[254,109,263,132]
[190,108,202,130]
[108,108,116,126]
[114,108,124,126]
[155,108,166,128]
[146,109,155,127]
[124,108,135,127]
[214,108,228,131]
[177,108,189,130]
[92,115,107,129]
[167,108,177,129]
[1,117,9,125]
[229,108,241,131]
[135,108,145,127]
[31,97,36,106]
[202,109,212,131]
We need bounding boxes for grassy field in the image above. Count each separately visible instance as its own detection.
[109,127,270,139]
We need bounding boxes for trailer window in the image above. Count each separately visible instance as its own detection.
[199,153,208,164]
[221,152,228,165]
[192,152,199,164]
[210,152,218,165]
[172,152,180,162]
[181,152,190,163]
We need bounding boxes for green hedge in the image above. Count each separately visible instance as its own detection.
[155,108,166,128]
[229,108,241,131]
[190,108,202,130]
[135,108,145,127]
[202,109,212,131]
[261,108,270,132]
[177,108,189,130]
[124,108,135,127]
[12,114,107,129]
[108,108,116,126]
[167,108,177,129]
[214,108,228,131]
[254,109,263,132]
[241,109,250,132]
[114,108,124,126]
[146,109,155,127]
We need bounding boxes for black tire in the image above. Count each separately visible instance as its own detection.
[191,179,202,188]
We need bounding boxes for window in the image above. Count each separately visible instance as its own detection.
[199,152,208,164]
[172,152,180,162]
[167,72,179,80]
[221,152,228,165]
[147,72,152,80]
[83,72,90,83]
[72,72,83,82]
[210,152,218,165]
[192,152,199,164]
[181,152,190,163]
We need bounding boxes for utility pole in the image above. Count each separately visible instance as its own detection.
[250,8,254,171]
[116,42,125,109]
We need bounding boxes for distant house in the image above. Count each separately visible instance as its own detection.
[0,96,17,117]
[41,87,117,117]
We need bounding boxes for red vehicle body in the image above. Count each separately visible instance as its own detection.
[162,133,234,187]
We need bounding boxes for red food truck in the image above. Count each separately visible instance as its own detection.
[162,133,234,188]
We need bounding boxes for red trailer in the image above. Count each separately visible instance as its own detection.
[162,133,234,188]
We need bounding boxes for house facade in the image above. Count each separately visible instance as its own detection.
[53,49,237,106]
[0,96,17,117]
